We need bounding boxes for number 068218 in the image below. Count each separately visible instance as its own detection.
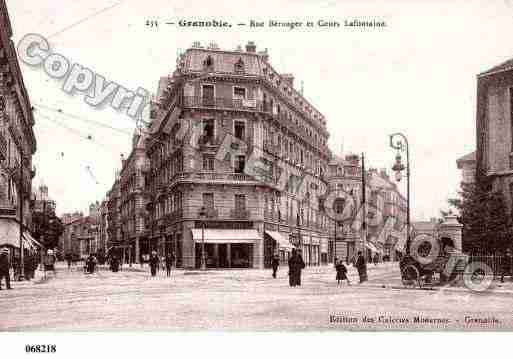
[25,345,57,353]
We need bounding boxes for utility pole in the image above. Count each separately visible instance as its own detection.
[361,152,367,261]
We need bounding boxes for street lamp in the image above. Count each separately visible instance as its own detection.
[389,133,410,254]
[199,206,207,270]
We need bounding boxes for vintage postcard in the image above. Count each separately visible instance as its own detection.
[1,0,513,343]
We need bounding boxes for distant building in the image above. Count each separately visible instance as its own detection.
[456,151,476,184]
[60,203,100,259]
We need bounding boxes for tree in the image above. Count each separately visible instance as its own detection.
[32,211,64,250]
[447,180,513,254]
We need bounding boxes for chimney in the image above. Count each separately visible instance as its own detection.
[281,73,295,87]
[121,154,126,167]
[246,41,256,53]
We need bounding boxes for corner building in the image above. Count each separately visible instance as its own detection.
[146,42,332,269]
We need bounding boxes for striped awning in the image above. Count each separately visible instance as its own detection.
[266,231,294,251]
[191,229,261,244]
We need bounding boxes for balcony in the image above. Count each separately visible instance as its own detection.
[183,96,264,112]
[231,209,250,219]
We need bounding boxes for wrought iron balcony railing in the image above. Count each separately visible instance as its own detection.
[230,209,250,219]
[183,96,264,112]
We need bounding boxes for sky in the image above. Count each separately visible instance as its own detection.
[6,0,513,219]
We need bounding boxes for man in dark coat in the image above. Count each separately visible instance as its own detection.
[149,251,159,277]
[110,255,120,272]
[271,254,279,278]
[355,251,368,283]
[165,253,174,277]
[0,248,11,289]
[288,249,306,286]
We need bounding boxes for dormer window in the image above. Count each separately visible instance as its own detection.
[203,56,214,71]
[234,58,245,74]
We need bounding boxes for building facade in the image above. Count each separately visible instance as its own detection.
[117,130,150,263]
[145,41,332,269]
[476,58,513,210]
[0,0,37,252]
[324,155,408,263]
[60,203,100,259]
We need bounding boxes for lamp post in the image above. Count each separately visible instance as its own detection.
[389,133,410,254]
[199,206,206,270]
[18,152,25,281]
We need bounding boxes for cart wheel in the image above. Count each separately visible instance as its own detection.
[402,264,420,288]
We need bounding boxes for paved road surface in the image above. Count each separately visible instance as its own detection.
[1,262,511,330]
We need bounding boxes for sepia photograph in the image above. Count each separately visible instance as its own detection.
[1,1,513,352]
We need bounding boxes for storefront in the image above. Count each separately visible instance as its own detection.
[265,231,293,263]
[191,229,259,268]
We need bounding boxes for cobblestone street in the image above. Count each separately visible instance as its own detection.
[1,262,512,331]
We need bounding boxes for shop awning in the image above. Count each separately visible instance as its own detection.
[266,231,294,251]
[0,218,34,249]
[23,231,43,249]
[365,242,380,253]
[191,229,261,244]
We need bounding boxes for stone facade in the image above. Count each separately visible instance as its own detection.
[145,41,331,269]
[0,0,37,250]
[116,130,150,264]
[476,59,513,210]
[326,155,408,263]
[60,203,100,259]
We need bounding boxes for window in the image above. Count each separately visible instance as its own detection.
[234,120,245,140]
[203,154,215,171]
[235,155,246,173]
[235,194,246,211]
[334,198,345,214]
[233,86,246,99]
[203,56,214,71]
[203,193,214,209]
[202,84,215,106]
[202,119,215,143]
[234,58,245,73]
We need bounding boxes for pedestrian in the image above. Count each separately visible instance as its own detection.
[271,254,279,278]
[288,248,306,287]
[0,248,11,290]
[43,249,57,278]
[165,253,174,277]
[149,251,159,277]
[335,259,351,286]
[86,254,97,274]
[501,249,513,283]
[110,255,120,272]
[65,253,72,270]
[373,253,379,266]
[355,251,368,283]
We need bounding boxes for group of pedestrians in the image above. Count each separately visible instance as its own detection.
[149,251,175,277]
[271,249,369,287]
